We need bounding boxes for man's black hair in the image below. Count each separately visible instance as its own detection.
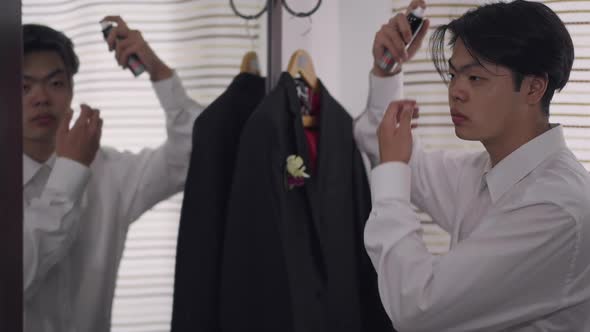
[430,0,574,116]
[23,24,79,78]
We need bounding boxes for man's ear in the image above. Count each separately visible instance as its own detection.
[523,73,548,105]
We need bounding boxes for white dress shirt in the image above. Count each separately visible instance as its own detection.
[23,72,203,332]
[354,73,590,332]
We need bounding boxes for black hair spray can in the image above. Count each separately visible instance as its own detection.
[101,22,146,77]
[377,7,425,73]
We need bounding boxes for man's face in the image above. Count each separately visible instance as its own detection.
[447,38,524,144]
[23,51,73,143]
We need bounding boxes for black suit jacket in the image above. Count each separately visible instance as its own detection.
[171,73,265,332]
[220,73,392,332]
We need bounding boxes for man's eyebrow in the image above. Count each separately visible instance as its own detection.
[448,59,483,73]
[24,68,67,81]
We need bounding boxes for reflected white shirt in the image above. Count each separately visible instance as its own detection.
[23,72,203,332]
[354,73,590,332]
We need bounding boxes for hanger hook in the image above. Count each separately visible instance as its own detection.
[301,16,312,37]
[243,19,257,50]
[282,0,322,18]
[230,0,269,20]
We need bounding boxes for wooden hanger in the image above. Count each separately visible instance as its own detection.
[240,51,261,76]
[287,49,319,128]
[287,49,319,92]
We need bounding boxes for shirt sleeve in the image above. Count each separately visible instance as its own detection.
[354,71,473,233]
[354,71,405,168]
[23,157,90,299]
[364,162,579,332]
[107,71,204,225]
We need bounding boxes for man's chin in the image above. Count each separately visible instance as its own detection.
[454,127,480,141]
[24,129,58,143]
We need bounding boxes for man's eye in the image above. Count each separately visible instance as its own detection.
[447,72,455,80]
[52,80,65,87]
[469,76,482,81]
[23,85,31,93]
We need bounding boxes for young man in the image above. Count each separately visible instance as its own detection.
[355,0,590,331]
[22,17,203,331]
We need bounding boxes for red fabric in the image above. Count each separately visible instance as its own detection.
[304,89,321,173]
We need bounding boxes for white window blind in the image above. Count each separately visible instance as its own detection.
[22,1,264,331]
[392,0,590,255]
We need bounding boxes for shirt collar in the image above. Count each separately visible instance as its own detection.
[484,124,567,203]
[23,153,57,186]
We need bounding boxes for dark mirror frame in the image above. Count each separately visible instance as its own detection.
[0,0,23,330]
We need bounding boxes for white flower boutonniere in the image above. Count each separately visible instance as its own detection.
[285,155,310,190]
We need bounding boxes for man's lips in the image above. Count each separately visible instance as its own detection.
[31,114,57,126]
[450,109,469,125]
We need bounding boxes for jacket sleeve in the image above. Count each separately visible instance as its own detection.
[220,108,293,331]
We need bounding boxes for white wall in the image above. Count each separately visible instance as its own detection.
[337,0,393,116]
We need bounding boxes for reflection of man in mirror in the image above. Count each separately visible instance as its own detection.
[22,17,203,332]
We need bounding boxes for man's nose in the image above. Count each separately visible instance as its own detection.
[30,84,50,107]
[449,80,467,103]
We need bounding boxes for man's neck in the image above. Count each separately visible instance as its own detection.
[483,118,550,168]
[24,139,56,164]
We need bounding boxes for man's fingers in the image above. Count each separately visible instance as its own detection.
[101,15,129,31]
[95,118,104,148]
[381,24,408,62]
[119,44,142,69]
[80,104,93,120]
[73,107,88,128]
[73,104,94,128]
[87,106,101,127]
[377,31,402,63]
[373,32,386,59]
[105,28,117,51]
[88,109,101,133]
[105,24,128,51]
[378,102,398,137]
[57,109,73,137]
[399,106,414,133]
[102,16,130,50]
[394,13,413,45]
[115,38,133,66]
[97,118,104,132]
[394,100,417,123]
[384,101,404,129]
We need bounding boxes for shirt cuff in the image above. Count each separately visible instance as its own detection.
[368,71,404,114]
[371,162,411,204]
[44,157,90,201]
[152,70,190,110]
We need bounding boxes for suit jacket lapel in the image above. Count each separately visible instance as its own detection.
[283,73,322,239]
[315,81,337,223]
